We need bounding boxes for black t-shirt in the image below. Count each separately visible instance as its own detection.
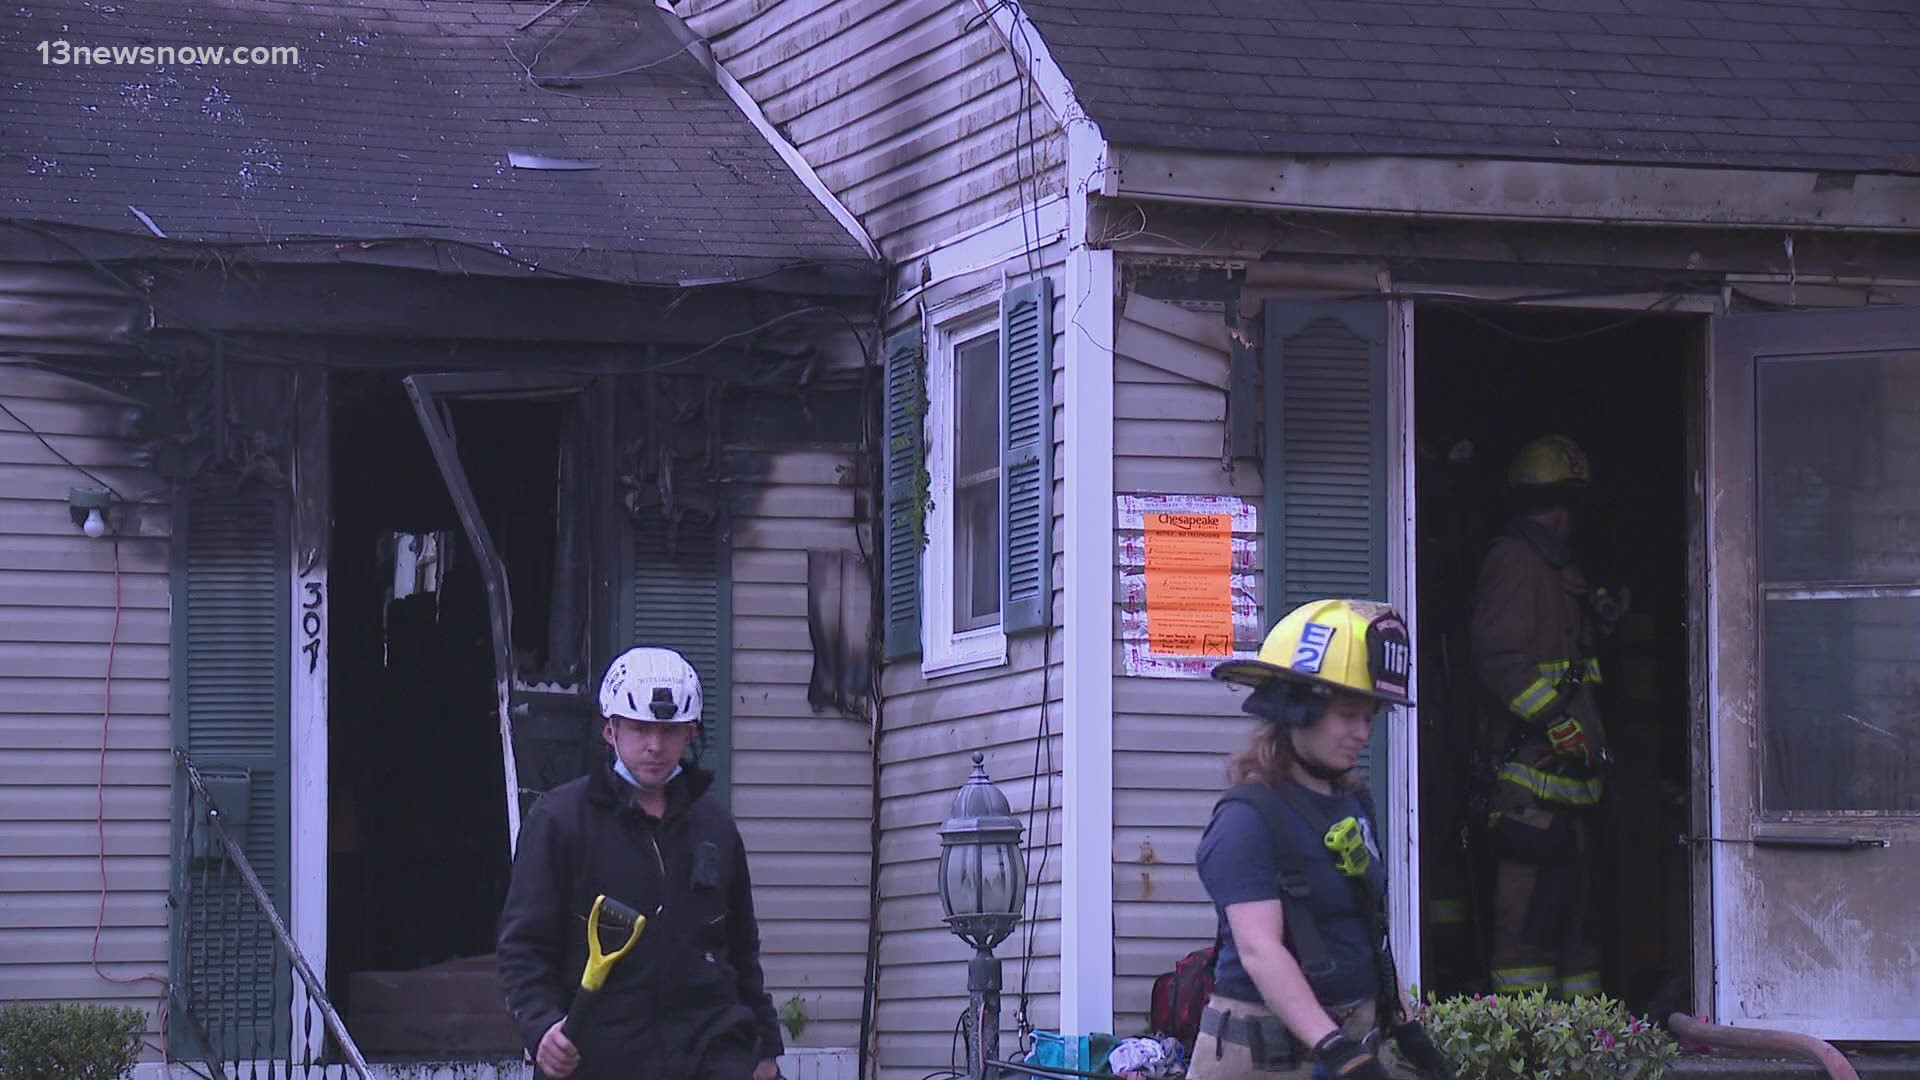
[1195,782,1385,1007]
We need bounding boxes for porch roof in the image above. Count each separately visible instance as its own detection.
[0,0,878,288]
[1019,0,1920,176]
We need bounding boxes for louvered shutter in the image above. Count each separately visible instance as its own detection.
[1001,277,1054,633]
[171,481,292,1060]
[1263,301,1391,827]
[882,327,925,659]
[627,512,732,804]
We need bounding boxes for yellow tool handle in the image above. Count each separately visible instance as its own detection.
[579,894,647,992]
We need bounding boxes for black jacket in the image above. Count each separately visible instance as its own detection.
[497,757,784,1079]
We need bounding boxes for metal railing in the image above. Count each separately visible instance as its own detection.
[173,749,372,1079]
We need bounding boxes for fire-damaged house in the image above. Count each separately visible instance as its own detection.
[669,0,1920,1074]
[1,1,884,1075]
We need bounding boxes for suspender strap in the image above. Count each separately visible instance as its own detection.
[1216,784,1339,987]
[1276,869,1336,982]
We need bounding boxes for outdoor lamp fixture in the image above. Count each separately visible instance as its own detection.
[938,751,1027,1080]
[68,487,112,539]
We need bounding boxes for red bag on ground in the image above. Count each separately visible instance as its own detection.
[1149,942,1218,1052]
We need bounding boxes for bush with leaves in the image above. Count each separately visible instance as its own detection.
[1413,988,1679,1080]
[0,1002,146,1080]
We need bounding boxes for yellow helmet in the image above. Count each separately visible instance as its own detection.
[1507,435,1590,489]
[1212,598,1413,707]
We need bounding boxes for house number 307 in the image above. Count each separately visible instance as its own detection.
[301,581,324,673]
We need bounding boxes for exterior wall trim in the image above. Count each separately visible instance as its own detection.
[290,369,329,1062]
[891,195,1070,308]
[1385,298,1420,992]
[973,1,1084,136]
[1109,149,1920,234]
[1057,90,1116,1039]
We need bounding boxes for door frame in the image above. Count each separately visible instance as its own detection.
[296,368,609,1060]
[1386,298,1422,991]
[1394,295,1718,1010]
[290,366,329,1062]
[404,372,592,855]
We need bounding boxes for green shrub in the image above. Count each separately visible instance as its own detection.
[0,1003,145,1080]
[1414,988,1679,1080]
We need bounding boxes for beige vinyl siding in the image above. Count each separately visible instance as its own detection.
[729,445,875,1051]
[1108,290,1264,1036]
[0,363,172,1042]
[872,247,1066,1080]
[677,0,1067,260]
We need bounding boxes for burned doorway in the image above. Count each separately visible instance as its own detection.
[326,370,596,1060]
[1412,303,1695,1018]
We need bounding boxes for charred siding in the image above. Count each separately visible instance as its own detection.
[678,0,1067,260]
[729,445,874,1053]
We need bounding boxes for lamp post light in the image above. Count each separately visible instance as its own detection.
[938,752,1027,1080]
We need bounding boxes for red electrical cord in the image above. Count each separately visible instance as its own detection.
[86,535,180,1075]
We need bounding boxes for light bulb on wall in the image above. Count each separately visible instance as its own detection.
[68,487,113,540]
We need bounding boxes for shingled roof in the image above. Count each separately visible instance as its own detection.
[0,0,875,286]
[1019,0,1920,175]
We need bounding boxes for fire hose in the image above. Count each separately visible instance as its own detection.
[1667,1013,1859,1080]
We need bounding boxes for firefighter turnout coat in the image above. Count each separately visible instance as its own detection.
[1470,522,1608,814]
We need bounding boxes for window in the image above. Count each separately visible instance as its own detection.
[879,277,1052,668]
[1757,348,1920,813]
[954,329,1003,632]
[923,308,1007,674]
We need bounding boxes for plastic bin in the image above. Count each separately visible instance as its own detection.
[1022,1030,1121,1074]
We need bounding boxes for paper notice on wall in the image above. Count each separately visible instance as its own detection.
[1143,511,1234,655]
[1116,494,1261,679]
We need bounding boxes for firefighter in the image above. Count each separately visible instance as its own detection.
[497,647,784,1080]
[1189,600,1453,1080]
[1470,435,1613,1000]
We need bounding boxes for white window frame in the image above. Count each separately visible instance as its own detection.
[921,297,1008,677]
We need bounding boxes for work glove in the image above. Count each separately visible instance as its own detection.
[1392,1021,1456,1079]
[1546,716,1595,768]
[1311,1031,1390,1079]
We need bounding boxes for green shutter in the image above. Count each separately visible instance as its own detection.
[1001,277,1055,634]
[170,481,292,1060]
[629,511,732,803]
[1262,300,1391,826]
[882,326,925,659]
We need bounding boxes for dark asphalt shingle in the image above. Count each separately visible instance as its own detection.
[0,0,873,284]
[1019,0,1920,174]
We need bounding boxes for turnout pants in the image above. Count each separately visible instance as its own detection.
[1489,805,1601,999]
[1185,995,1422,1079]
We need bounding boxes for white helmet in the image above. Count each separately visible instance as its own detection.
[598,647,702,725]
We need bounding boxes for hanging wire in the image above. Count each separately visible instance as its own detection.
[0,398,131,499]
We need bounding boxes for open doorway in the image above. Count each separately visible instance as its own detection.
[327,370,581,1060]
[1412,303,1696,1018]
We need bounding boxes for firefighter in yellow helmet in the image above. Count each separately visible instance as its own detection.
[1186,601,1453,1080]
[1470,435,1614,1001]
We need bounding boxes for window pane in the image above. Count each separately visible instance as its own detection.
[956,332,1001,480]
[1759,350,1920,583]
[1762,595,1920,813]
[955,478,1000,630]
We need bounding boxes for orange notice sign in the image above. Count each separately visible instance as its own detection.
[1142,512,1234,656]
